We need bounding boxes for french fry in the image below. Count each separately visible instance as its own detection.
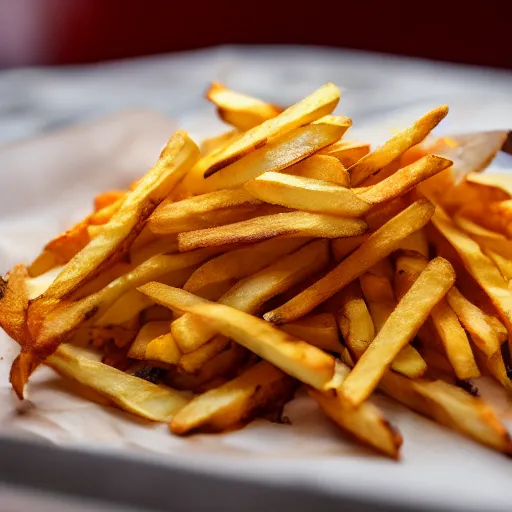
[127,321,173,358]
[184,237,309,300]
[446,287,505,357]
[25,266,63,301]
[0,265,29,345]
[394,254,480,380]
[197,82,341,178]
[245,172,370,216]
[349,105,449,186]
[378,370,512,454]
[170,361,295,434]
[284,154,350,187]
[355,155,452,204]
[264,199,435,324]
[197,124,348,193]
[364,197,409,231]
[173,240,330,353]
[178,335,231,373]
[309,385,402,459]
[129,236,179,266]
[178,211,366,252]
[431,209,512,341]
[47,344,188,422]
[466,171,512,197]
[341,258,455,406]
[318,140,371,167]
[95,289,155,326]
[137,284,336,390]
[147,189,264,235]
[359,272,427,378]
[393,229,429,258]
[36,131,199,303]
[280,313,342,353]
[200,129,240,156]
[206,82,283,131]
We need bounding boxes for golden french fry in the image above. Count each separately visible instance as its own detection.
[200,129,241,156]
[206,82,282,131]
[95,289,155,326]
[245,172,370,216]
[359,272,427,378]
[25,266,63,301]
[341,258,455,406]
[280,313,342,353]
[178,211,366,252]
[184,237,310,300]
[129,236,179,267]
[283,154,350,187]
[393,229,429,258]
[319,140,371,167]
[173,240,330,353]
[349,105,448,186]
[481,247,512,281]
[170,361,294,434]
[147,189,263,236]
[127,321,174,359]
[197,82,341,178]
[47,344,188,422]
[197,124,348,194]
[137,284,336,390]
[309,385,402,459]
[378,370,512,454]
[446,287,505,357]
[0,265,29,345]
[264,199,435,324]
[355,155,452,204]
[38,131,199,303]
[364,197,409,231]
[431,209,512,340]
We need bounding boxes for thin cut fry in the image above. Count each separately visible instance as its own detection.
[198,124,347,194]
[184,237,309,300]
[264,199,435,323]
[170,361,294,434]
[341,258,455,406]
[349,105,448,186]
[137,284,336,390]
[355,155,452,204]
[331,235,369,262]
[319,140,371,167]
[47,344,188,422]
[206,82,282,131]
[198,82,341,178]
[245,172,370,216]
[178,211,366,252]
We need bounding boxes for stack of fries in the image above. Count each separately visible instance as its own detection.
[2,81,512,459]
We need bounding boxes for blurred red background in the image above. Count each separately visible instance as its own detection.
[0,0,511,69]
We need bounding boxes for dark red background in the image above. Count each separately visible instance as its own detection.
[4,0,512,69]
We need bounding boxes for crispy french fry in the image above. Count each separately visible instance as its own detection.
[355,155,452,204]
[341,258,455,406]
[95,289,155,326]
[170,361,295,434]
[319,140,371,167]
[129,236,179,266]
[173,240,330,353]
[264,199,435,324]
[378,370,512,454]
[197,124,347,193]
[47,344,188,422]
[364,197,409,231]
[393,229,429,258]
[245,172,370,216]
[284,155,350,187]
[280,313,342,353]
[184,237,309,300]
[178,335,231,373]
[197,82,341,178]
[137,284,336,390]
[359,272,427,378]
[206,82,283,131]
[147,189,264,236]
[178,211,366,252]
[37,131,199,303]
[200,129,240,156]
[349,105,448,186]
[309,384,402,459]
[446,287,505,357]
[127,321,171,357]
[0,265,29,345]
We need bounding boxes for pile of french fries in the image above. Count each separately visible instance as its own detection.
[2,81,512,459]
